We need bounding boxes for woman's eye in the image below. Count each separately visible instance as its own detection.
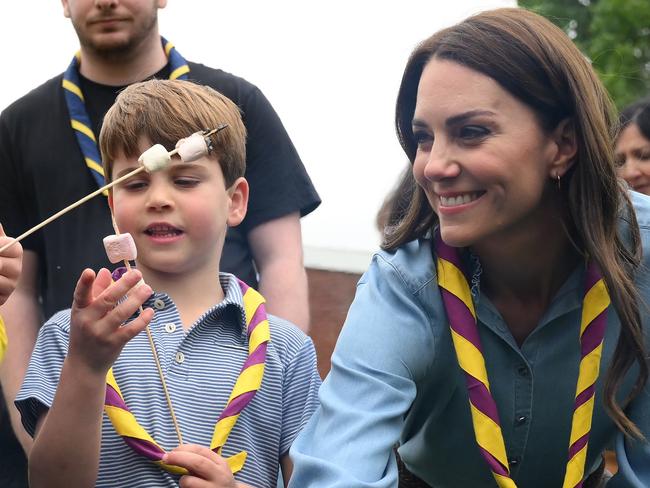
[413,130,433,148]
[459,125,489,140]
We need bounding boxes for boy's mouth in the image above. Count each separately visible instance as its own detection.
[144,223,183,237]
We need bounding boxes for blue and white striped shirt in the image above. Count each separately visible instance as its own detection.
[17,273,321,488]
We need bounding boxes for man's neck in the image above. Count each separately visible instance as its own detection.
[78,32,168,86]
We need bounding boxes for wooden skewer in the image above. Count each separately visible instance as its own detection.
[0,147,178,255]
[0,126,226,255]
[110,214,184,445]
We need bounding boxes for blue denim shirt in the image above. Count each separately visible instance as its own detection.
[289,192,650,487]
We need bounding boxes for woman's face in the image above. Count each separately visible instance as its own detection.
[615,122,650,195]
[411,59,567,249]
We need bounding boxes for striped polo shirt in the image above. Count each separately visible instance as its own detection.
[17,273,321,487]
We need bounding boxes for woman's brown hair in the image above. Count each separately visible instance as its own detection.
[385,7,647,438]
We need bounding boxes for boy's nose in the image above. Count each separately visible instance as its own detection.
[146,184,174,211]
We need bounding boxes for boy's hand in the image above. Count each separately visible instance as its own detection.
[69,268,154,375]
[163,444,239,488]
[0,224,23,306]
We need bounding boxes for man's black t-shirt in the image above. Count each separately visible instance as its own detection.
[0,61,320,318]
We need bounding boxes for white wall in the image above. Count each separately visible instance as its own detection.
[0,0,515,273]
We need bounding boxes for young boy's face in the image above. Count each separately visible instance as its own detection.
[108,138,248,278]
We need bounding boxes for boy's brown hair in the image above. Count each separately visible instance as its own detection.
[99,79,246,187]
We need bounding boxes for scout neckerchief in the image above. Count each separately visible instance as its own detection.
[62,37,190,189]
[435,232,609,488]
[103,278,270,475]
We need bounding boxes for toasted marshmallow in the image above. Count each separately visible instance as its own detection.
[103,233,137,264]
[176,132,209,163]
[138,144,171,172]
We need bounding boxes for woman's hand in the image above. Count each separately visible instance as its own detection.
[163,444,252,488]
[68,268,154,375]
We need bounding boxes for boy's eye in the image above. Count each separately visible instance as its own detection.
[174,177,200,187]
[458,125,489,140]
[123,180,148,191]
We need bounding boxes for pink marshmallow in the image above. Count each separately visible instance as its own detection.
[103,233,138,264]
[176,132,209,163]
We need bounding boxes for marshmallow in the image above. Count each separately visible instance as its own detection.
[176,132,209,163]
[138,144,171,172]
[103,233,138,264]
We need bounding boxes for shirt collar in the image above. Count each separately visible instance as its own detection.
[135,272,251,336]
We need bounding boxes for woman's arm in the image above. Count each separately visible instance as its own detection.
[288,251,436,487]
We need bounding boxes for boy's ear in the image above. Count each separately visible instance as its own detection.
[227,177,249,227]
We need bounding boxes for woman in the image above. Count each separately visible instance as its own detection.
[289,8,650,488]
[616,99,650,195]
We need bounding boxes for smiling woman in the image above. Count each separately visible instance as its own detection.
[288,7,650,488]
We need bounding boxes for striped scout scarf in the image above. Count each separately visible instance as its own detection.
[435,232,609,488]
[62,37,190,189]
[103,278,270,475]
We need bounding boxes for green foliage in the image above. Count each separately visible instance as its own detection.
[519,0,650,108]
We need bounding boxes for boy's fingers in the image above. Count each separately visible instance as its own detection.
[163,450,222,481]
[107,281,152,325]
[117,307,154,343]
[171,444,222,464]
[98,270,144,312]
[92,268,113,298]
[72,269,97,310]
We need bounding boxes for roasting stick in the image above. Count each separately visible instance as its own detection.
[0,126,225,255]
[109,213,184,445]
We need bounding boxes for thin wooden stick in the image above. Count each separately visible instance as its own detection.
[110,214,184,445]
[0,147,181,255]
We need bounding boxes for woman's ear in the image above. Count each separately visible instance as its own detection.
[549,118,578,178]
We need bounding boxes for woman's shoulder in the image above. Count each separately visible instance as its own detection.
[372,237,437,295]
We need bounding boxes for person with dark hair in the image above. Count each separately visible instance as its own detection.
[616,98,650,195]
[289,8,650,488]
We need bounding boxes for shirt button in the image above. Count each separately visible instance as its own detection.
[164,323,176,333]
[153,299,165,310]
[509,457,520,467]
[175,352,185,364]
[517,365,529,376]
[516,416,528,425]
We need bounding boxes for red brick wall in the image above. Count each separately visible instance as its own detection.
[307,268,361,378]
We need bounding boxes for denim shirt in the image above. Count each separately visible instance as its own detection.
[289,192,650,488]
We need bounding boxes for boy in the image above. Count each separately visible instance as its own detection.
[16,80,321,488]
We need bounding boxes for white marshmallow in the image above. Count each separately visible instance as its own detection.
[103,233,138,264]
[176,132,209,163]
[138,144,171,172]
